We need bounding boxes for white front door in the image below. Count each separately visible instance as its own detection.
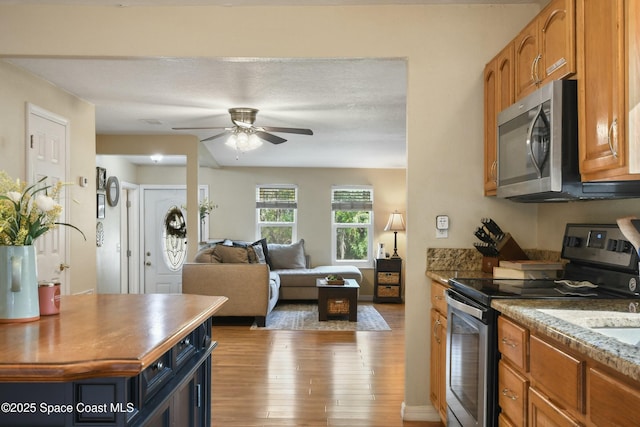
[143,188,188,294]
[26,104,70,293]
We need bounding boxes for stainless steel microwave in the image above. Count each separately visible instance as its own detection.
[496,80,640,202]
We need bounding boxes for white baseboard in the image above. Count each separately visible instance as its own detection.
[401,402,441,422]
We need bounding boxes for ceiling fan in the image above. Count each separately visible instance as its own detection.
[172,108,314,147]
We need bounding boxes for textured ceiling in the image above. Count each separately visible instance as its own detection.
[7,57,407,168]
[1,0,541,168]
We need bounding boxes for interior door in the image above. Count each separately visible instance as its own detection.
[26,104,70,293]
[143,188,188,294]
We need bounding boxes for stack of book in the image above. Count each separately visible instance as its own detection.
[493,260,563,279]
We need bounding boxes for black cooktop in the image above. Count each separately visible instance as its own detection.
[447,277,627,307]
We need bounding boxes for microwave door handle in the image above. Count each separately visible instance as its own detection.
[526,104,550,178]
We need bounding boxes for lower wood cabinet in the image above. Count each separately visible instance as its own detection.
[429,281,448,424]
[497,314,640,427]
[588,367,640,427]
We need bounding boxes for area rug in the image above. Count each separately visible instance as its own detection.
[251,303,391,331]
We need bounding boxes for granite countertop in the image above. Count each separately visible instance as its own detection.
[493,299,640,383]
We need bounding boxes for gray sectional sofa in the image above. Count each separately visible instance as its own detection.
[181,239,362,326]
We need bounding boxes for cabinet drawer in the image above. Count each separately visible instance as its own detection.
[529,387,582,427]
[430,282,448,314]
[377,272,399,284]
[498,316,528,371]
[530,335,584,414]
[141,352,173,403]
[174,331,197,371]
[498,360,528,427]
[588,367,640,427]
[376,258,401,272]
[377,285,400,298]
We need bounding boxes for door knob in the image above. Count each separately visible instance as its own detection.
[59,263,70,271]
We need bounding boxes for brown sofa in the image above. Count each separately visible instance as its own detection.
[181,239,362,326]
[182,263,279,327]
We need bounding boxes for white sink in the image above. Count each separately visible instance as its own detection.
[591,327,640,347]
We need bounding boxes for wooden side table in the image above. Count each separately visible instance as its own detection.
[316,278,359,322]
[374,257,403,303]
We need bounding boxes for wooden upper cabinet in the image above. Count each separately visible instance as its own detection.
[484,43,514,196]
[578,0,634,180]
[514,0,576,99]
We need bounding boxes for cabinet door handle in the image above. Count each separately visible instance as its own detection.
[530,54,542,85]
[502,388,518,401]
[491,160,497,183]
[608,118,619,158]
[435,295,444,301]
[433,319,441,343]
[501,337,518,348]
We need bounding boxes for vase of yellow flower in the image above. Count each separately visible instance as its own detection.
[0,245,39,322]
[0,171,85,322]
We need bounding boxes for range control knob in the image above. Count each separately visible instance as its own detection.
[616,240,632,253]
[564,236,582,248]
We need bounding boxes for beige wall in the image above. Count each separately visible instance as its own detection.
[0,60,96,294]
[3,2,605,419]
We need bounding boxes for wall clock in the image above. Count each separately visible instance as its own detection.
[106,176,120,207]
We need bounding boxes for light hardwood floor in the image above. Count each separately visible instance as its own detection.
[211,302,444,427]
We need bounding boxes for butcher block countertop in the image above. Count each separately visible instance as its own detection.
[0,294,227,383]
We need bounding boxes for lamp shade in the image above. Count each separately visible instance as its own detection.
[384,212,405,232]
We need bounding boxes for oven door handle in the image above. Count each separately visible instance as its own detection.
[446,292,485,321]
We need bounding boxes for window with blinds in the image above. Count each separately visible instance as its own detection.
[256,185,297,244]
[331,187,373,264]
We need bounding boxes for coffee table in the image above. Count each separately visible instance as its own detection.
[316,278,359,322]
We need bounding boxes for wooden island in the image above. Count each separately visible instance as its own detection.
[0,293,227,427]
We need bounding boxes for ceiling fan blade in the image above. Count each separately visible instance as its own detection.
[201,132,229,142]
[172,126,229,130]
[255,131,287,144]
[260,126,313,135]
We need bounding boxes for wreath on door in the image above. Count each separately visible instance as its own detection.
[164,207,187,239]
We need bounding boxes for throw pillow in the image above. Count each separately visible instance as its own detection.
[213,244,250,263]
[251,238,269,265]
[194,244,221,263]
[267,239,306,270]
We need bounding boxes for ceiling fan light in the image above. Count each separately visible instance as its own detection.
[225,133,238,148]
[236,131,250,150]
[248,134,263,150]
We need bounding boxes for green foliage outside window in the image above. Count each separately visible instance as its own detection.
[257,187,296,244]
[260,226,293,244]
[334,210,370,261]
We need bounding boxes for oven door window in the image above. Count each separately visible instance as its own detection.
[447,308,488,427]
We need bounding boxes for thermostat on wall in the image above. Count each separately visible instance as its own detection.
[436,215,449,230]
[436,215,449,239]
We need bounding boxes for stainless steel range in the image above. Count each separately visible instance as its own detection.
[445,223,640,427]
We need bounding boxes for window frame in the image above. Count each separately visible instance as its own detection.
[330,185,374,267]
[255,184,298,244]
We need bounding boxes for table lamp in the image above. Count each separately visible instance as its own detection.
[384,211,405,259]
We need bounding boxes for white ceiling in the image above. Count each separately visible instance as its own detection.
[2,0,541,168]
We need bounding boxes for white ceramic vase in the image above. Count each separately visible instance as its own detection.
[0,246,40,323]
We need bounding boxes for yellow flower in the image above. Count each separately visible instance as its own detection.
[0,171,85,245]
